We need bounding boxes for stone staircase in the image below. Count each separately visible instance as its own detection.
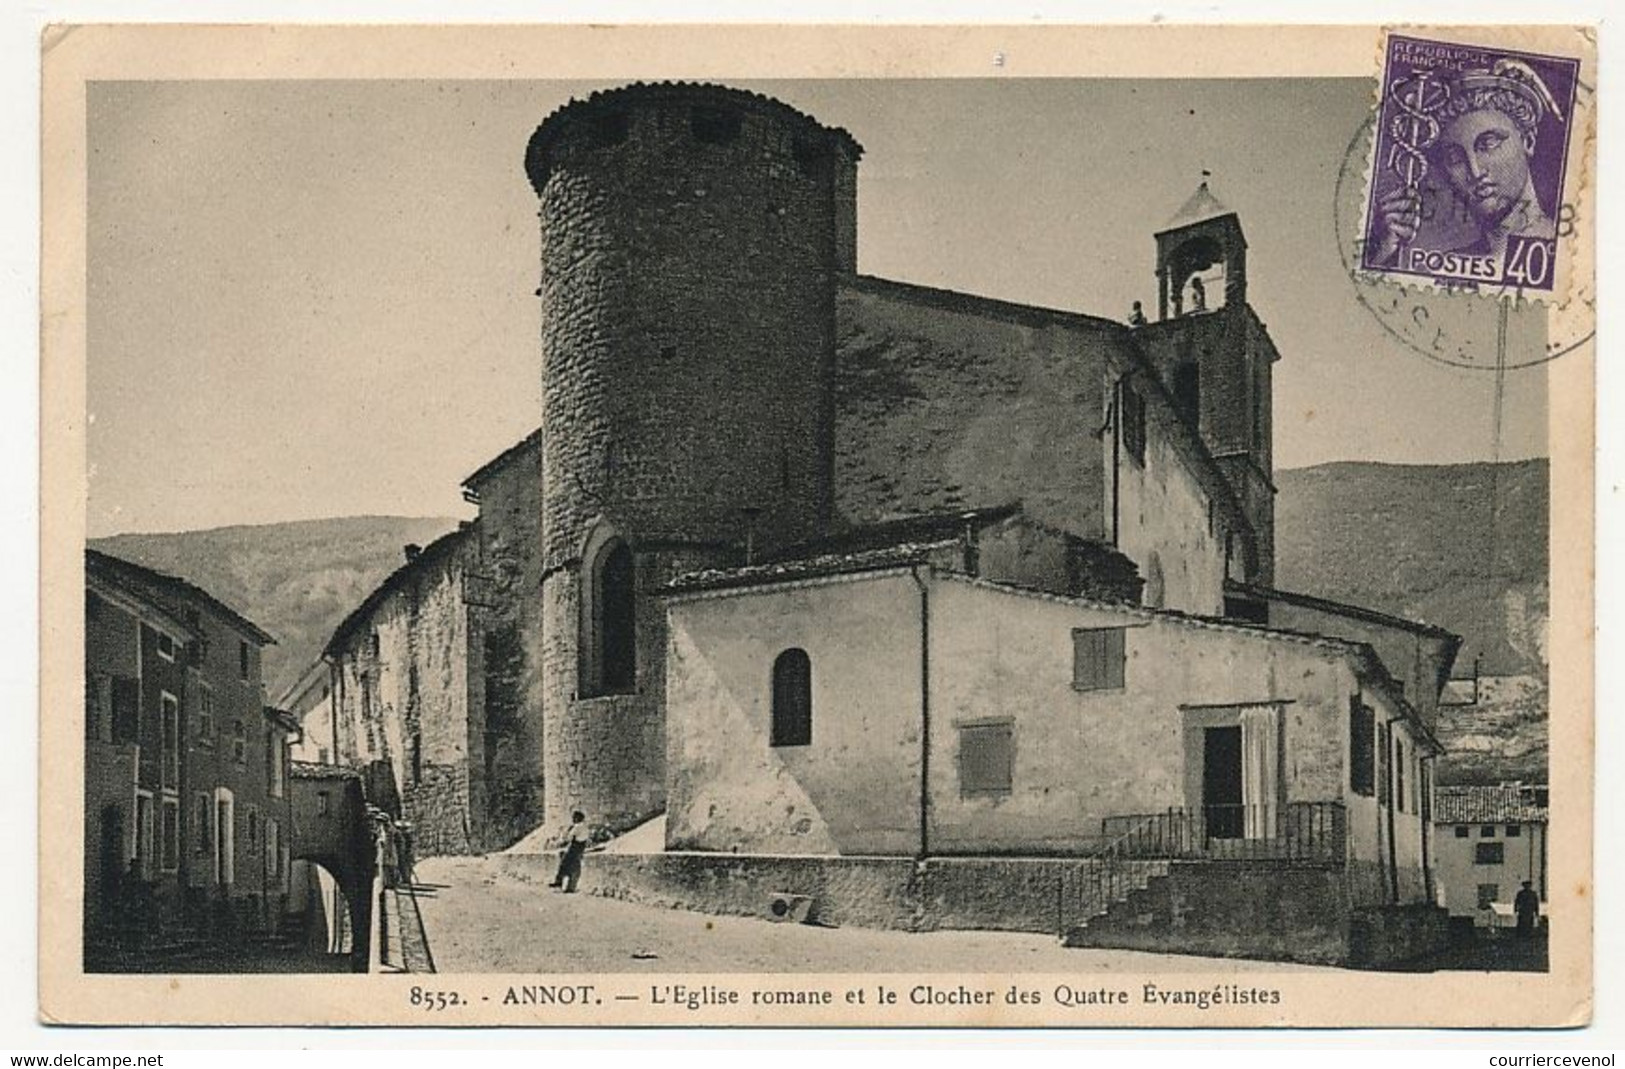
[1058,858,1171,936]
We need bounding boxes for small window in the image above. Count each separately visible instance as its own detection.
[1481,824,1497,838]
[155,631,176,662]
[1454,825,1470,838]
[233,720,247,766]
[771,649,813,747]
[370,631,381,659]
[196,688,215,745]
[1173,363,1201,427]
[193,793,212,857]
[246,808,260,854]
[958,722,1014,797]
[160,798,180,873]
[1120,380,1147,465]
[317,791,331,817]
[1477,883,1500,910]
[1072,628,1126,691]
[239,640,251,681]
[160,693,180,790]
[1506,824,1522,838]
[1349,698,1375,797]
[1475,842,1505,865]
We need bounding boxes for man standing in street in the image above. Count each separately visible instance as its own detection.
[1514,880,1542,937]
[549,811,591,894]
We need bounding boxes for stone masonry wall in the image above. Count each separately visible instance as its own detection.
[526,85,850,838]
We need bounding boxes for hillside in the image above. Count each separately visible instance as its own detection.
[90,515,461,698]
[1275,459,1550,786]
[87,459,1550,782]
[1275,459,1549,677]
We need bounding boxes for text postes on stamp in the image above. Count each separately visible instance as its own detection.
[1361,33,1580,298]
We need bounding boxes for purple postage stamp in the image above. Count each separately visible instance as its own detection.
[1361,33,1580,295]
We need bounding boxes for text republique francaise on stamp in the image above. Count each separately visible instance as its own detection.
[1361,33,1581,298]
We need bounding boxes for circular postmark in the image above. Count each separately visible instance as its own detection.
[1332,84,1594,371]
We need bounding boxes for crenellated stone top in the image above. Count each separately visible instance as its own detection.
[524,81,863,195]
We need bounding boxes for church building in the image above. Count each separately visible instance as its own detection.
[306,83,1457,964]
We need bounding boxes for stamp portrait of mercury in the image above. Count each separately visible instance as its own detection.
[1361,33,1580,294]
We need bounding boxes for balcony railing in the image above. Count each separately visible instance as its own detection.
[1097,802,1346,861]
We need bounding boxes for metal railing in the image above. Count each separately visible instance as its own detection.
[1098,802,1346,862]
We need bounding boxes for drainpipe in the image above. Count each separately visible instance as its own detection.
[1109,387,1121,547]
[1385,715,1403,905]
[1419,753,1436,905]
[910,566,931,860]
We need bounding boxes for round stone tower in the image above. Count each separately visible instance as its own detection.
[524,83,862,835]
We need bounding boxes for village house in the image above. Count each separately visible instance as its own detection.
[300,83,1463,964]
[84,549,296,968]
[1433,783,1549,929]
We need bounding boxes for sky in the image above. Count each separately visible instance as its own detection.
[85,78,1551,537]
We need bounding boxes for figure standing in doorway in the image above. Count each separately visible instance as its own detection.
[1514,880,1541,937]
[1189,275,1207,313]
[550,810,591,894]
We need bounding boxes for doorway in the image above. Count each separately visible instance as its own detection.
[1203,725,1243,839]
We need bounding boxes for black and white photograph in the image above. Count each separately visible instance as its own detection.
[37,22,1596,1029]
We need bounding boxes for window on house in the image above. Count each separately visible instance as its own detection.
[155,631,176,662]
[369,631,381,658]
[1506,824,1522,837]
[1481,825,1497,838]
[86,672,112,743]
[958,721,1014,797]
[233,720,247,766]
[1349,698,1375,796]
[1072,627,1126,691]
[160,797,179,873]
[1475,842,1505,865]
[193,793,212,857]
[246,808,260,854]
[239,640,250,681]
[582,537,637,696]
[1455,825,1470,838]
[770,648,813,747]
[316,791,331,817]
[135,794,154,881]
[160,693,179,791]
[1120,380,1147,465]
[197,687,215,745]
[111,676,140,745]
[268,730,286,798]
[1477,883,1500,910]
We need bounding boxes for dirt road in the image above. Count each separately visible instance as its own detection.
[413,855,1335,974]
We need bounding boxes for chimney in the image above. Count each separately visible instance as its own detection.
[404,544,422,563]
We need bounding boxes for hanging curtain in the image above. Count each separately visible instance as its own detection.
[1239,703,1281,840]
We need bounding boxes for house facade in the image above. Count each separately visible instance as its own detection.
[1433,784,1549,927]
[84,550,294,967]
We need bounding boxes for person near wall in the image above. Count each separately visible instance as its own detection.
[549,810,591,894]
[1514,880,1541,937]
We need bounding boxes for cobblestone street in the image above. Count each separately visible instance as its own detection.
[412,855,1339,975]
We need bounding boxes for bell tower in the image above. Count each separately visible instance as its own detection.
[1138,180,1278,586]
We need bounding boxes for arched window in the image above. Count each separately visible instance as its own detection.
[771,649,812,747]
[581,528,637,697]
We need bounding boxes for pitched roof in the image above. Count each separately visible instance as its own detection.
[1227,581,1462,642]
[665,540,955,595]
[323,526,474,656]
[1163,180,1232,231]
[85,548,276,645]
[768,503,1023,561]
[462,428,543,490]
[1434,785,1549,824]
